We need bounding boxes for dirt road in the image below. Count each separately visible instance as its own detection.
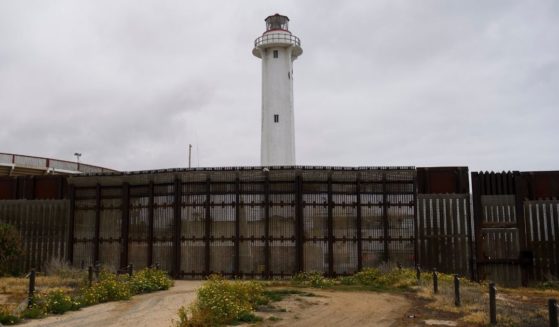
[22,281,203,327]
[21,282,412,327]
[261,289,412,327]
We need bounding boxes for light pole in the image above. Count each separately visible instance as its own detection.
[74,153,82,165]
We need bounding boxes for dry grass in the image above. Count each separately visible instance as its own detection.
[0,258,85,305]
[0,275,84,304]
[414,273,554,326]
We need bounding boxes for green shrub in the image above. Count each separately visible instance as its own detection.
[20,304,46,319]
[0,305,21,325]
[0,223,24,276]
[338,268,417,290]
[178,275,265,326]
[130,268,173,294]
[40,288,81,314]
[78,270,131,305]
[291,271,335,288]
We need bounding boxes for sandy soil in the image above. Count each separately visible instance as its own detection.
[259,289,412,327]
[21,280,203,327]
[19,283,413,327]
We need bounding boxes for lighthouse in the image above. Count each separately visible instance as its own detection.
[253,14,303,166]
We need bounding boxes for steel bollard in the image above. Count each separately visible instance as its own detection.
[549,299,558,327]
[94,262,101,279]
[433,268,438,294]
[88,266,93,287]
[416,264,421,282]
[454,274,461,307]
[489,282,497,325]
[28,269,36,308]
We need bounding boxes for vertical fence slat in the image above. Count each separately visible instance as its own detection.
[94,184,101,264]
[356,176,363,271]
[327,175,334,276]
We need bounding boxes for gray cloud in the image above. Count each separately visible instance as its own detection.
[0,0,557,172]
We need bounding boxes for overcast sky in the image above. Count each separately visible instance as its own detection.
[0,1,558,172]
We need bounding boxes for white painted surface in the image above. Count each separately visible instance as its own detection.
[253,29,302,166]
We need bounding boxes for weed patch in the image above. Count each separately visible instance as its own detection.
[174,275,266,327]
[0,267,173,324]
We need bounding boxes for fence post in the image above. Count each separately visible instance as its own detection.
[433,268,438,294]
[128,263,134,277]
[88,266,93,287]
[549,299,558,327]
[416,264,421,283]
[28,269,35,308]
[454,274,461,306]
[94,261,100,279]
[489,282,497,325]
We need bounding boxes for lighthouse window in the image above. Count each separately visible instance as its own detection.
[273,50,278,58]
[274,114,279,123]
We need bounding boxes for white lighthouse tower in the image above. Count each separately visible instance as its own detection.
[253,14,302,166]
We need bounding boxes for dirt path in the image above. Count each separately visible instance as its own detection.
[20,283,412,327]
[259,289,412,327]
[22,281,203,327]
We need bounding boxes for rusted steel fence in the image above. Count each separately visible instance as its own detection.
[472,171,559,286]
[68,167,417,278]
[1,167,558,286]
[0,200,69,272]
[417,194,473,278]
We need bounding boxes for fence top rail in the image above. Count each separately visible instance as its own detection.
[68,166,417,187]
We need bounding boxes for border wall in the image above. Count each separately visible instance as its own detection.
[0,167,557,287]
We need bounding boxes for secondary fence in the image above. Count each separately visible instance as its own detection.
[416,194,473,279]
[0,200,69,272]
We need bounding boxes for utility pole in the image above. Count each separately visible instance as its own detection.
[188,144,192,168]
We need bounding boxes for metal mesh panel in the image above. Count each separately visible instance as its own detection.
[182,204,205,238]
[99,243,120,270]
[210,240,234,274]
[362,241,384,267]
[239,241,265,276]
[153,242,173,272]
[361,203,383,239]
[210,194,235,238]
[128,196,148,268]
[153,190,173,271]
[99,198,121,270]
[333,241,358,274]
[73,198,95,266]
[270,240,295,275]
[303,194,327,238]
[333,195,357,239]
[181,240,205,276]
[240,195,265,238]
[303,242,327,272]
[269,194,295,238]
[387,196,414,266]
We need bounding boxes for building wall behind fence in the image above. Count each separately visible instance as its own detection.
[0,200,69,272]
